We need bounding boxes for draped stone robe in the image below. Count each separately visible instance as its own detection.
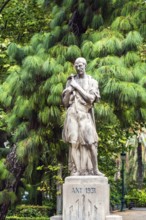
[62,74,100,146]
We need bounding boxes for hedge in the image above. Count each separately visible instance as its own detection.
[6,205,51,219]
[6,217,49,220]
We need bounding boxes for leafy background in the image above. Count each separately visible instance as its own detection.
[0,0,146,218]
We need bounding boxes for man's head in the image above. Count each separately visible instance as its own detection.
[74,57,87,76]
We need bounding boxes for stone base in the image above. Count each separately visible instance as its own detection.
[106,215,122,220]
[63,176,110,220]
[50,215,62,220]
[49,214,122,220]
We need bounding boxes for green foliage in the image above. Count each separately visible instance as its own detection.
[62,33,78,46]
[109,178,121,209]
[8,46,25,65]
[124,31,143,51]
[9,205,49,217]
[134,9,146,24]
[0,38,11,82]
[99,56,123,67]
[82,7,93,29]
[93,36,123,57]
[66,45,81,62]
[81,41,94,60]
[91,14,104,29]
[0,0,53,85]
[98,124,126,176]
[43,34,56,50]
[0,0,146,216]
[6,217,49,220]
[0,190,17,205]
[139,76,146,88]
[124,51,140,67]
[133,62,146,81]
[0,159,9,180]
[50,8,66,29]
[140,108,146,121]
[63,0,75,9]
[94,102,117,124]
[125,189,146,207]
[7,44,19,60]
[140,24,146,39]
[121,2,139,16]
[49,44,67,62]
[0,0,51,43]
[22,55,43,72]
[111,16,137,33]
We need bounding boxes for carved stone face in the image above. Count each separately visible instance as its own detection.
[74,62,86,76]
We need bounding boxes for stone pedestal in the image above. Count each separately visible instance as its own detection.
[63,176,110,220]
[106,215,122,220]
[50,215,62,220]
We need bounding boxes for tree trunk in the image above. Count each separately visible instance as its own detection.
[56,164,62,215]
[0,146,25,220]
[137,140,143,189]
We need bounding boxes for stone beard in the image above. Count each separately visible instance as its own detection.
[62,57,104,176]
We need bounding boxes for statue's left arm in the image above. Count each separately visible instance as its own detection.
[89,78,100,103]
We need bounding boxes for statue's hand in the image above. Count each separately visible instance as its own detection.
[63,86,74,94]
[68,86,74,92]
[70,79,79,90]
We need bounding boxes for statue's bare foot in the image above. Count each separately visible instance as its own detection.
[88,169,94,175]
[94,169,105,176]
[71,171,80,176]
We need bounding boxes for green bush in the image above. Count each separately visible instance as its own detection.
[7,205,49,217]
[125,189,146,207]
[6,217,49,220]
[109,178,121,210]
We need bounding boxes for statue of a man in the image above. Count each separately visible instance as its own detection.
[62,57,104,176]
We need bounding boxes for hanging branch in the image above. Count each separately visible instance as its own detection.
[0,0,11,13]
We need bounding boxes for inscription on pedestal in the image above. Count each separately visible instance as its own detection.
[72,187,96,194]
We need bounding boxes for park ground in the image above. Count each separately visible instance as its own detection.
[113,208,146,220]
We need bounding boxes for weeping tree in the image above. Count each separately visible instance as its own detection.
[0,0,146,218]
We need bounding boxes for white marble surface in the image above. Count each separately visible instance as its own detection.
[106,215,122,220]
[63,176,110,220]
[65,175,108,183]
[50,215,62,220]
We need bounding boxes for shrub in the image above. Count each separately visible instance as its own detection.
[125,189,146,207]
[7,205,49,218]
[109,178,121,210]
[6,217,49,220]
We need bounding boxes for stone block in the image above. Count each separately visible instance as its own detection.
[50,215,62,220]
[106,215,122,220]
[63,176,110,220]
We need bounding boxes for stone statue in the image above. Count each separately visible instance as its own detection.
[62,57,104,176]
